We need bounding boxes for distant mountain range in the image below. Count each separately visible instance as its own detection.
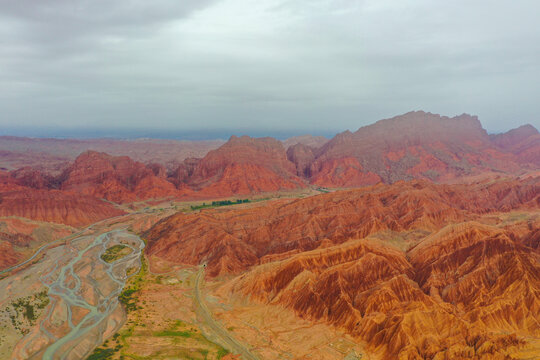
[0,111,538,224]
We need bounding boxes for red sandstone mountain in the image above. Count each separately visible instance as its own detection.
[0,189,124,227]
[0,217,74,270]
[181,135,305,197]
[0,240,20,270]
[2,111,538,198]
[0,170,25,192]
[10,167,58,189]
[286,143,316,177]
[309,111,537,186]
[145,177,539,358]
[61,151,178,202]
[0,111,538,205]
[310,157,381,187]
[224,222,538,359]
[491,124,540,166]
[169,157,200,186]
[145,177,539,276]
[0,137,308,205]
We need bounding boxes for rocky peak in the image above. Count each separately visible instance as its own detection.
[491,124,539,148]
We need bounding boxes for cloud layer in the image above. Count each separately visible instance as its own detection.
[1,0,539,137]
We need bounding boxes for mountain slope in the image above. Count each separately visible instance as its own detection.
[182,135,305,197]
[145,177,539,276]
[224,223,539,359]
[145,177,539,358]
[61,151,178,202]
[0,189,124,227]
[309,111,536,186]
[491,124,540,166]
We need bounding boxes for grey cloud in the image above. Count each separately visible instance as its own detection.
[0,0,538,136]
[1,0,213,36]
[0,0,216,60]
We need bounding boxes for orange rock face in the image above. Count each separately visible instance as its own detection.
[1,111,538,204]
[61,151,178,202]
[0,217,74,270]
[0,170,24,192]
[2,112,539,205]
[310,157,382,187]
[10,167,58,189]
[0,189,124,227]
[146,177,540,358]
[191,163,303,198]
[2,165,126,227]
[146,178,538,274]
[491,124,540,166]
[286,143,316,177]
[0,240,21,270]
[308,111,537,186]
[183,135,305,197]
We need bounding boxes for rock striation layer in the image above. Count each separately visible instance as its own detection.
[60,151,178,202]
[308,111,538,186]
[146,178,539,275]
[145,177,540,359]
[183,136,305,197]
[0,189,124,227]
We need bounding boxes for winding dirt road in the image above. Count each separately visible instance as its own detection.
[0,213,130,276]
[193,266,260,360]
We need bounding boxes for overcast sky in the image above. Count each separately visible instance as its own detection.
[1,0,539,138]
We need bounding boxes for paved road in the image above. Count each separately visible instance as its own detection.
[193,267,260,360]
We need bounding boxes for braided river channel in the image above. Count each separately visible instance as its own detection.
[12,229,144,360]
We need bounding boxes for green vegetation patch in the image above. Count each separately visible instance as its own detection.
[217,348,230,358]
[316,187,330,193]
[118,255,147,313]
[93,256,230,359]
[154,330,193,337]
[118,288,138,313]
[1,290,50,335]
[101,244,132,263]
[191,199,250,211]
[118,297,229,358]
[118,262,144,312]
[86,347,115,360]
